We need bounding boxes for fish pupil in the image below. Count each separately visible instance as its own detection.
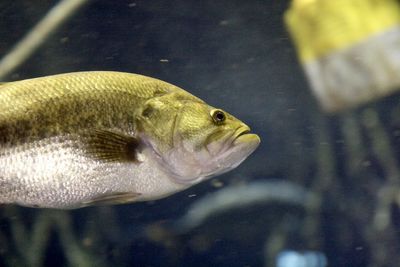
[216,112,224,121]
[212,109,226,124]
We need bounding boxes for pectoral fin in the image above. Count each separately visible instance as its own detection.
[84,129,141,162]
[82,192,141,207]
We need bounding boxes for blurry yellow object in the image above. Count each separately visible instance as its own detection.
[285,0,400,112]
[286,0,400,62]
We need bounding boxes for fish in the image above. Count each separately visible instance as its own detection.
[0,71,260,209]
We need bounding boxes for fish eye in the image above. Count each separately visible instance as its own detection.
[211,109,226,124]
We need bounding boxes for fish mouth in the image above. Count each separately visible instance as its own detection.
[199,126,260,179]
[232,126,260,148]
[234,126,251,139]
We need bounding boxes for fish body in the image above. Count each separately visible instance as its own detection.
[0,71,260,209]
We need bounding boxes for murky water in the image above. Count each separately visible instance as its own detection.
[1,1,400,266]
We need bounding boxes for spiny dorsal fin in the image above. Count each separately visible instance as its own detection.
[83,129,141,162]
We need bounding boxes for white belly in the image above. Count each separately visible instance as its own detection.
[0,137,186,208]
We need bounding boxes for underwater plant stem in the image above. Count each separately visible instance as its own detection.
[362,109,400,184]
[341,112,366,176]
[27,211,54,267]
[54,212,104,267]
[263,222,290,267]
[361,108,400,267]
[0,0,89,80]
[303,115,336,248]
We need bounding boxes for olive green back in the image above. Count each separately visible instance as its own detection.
[0,71,182,145]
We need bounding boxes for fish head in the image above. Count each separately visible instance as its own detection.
[137,92,260,184]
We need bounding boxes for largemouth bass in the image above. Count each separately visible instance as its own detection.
[0,71,260,209]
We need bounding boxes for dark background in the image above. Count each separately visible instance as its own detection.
[2,1,395,266]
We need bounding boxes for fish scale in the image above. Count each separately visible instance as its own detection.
[0,71,260,209]
[0,72,177,145]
